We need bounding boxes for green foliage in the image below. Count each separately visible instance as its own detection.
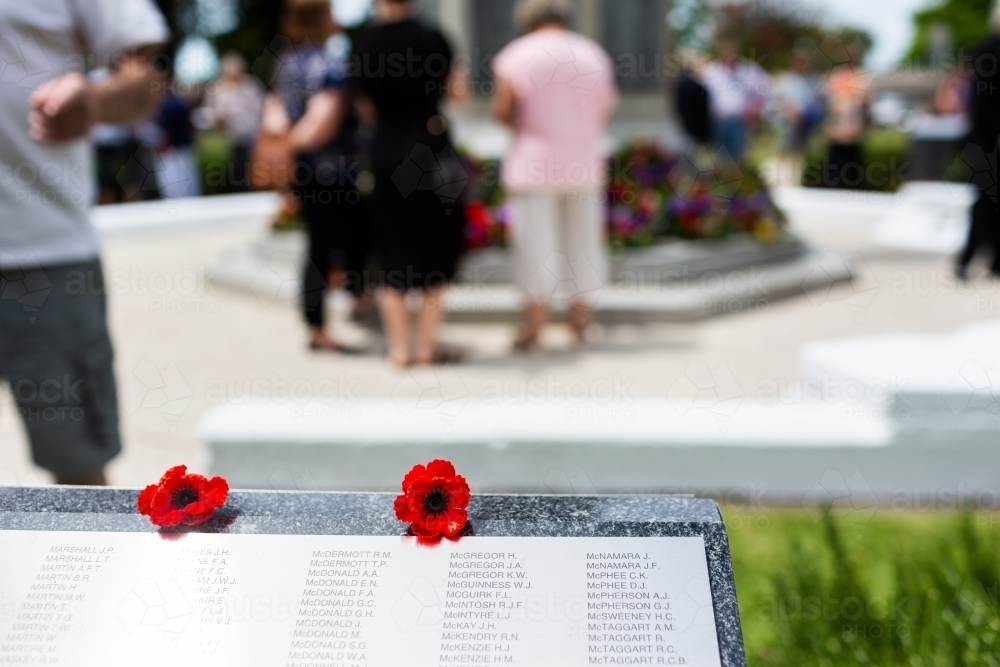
[862,129,912,192]
[904,0,994,65]
[714,0,824,71]
[151,0,191,63]
[197,130,235,196]
[801,129,913,192]
[213,0,286,86]
[669,0,714,51]
[211,0,372,87]
[724,509,1000,667]
[709,1,872,72]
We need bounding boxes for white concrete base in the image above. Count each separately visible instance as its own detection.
[872,182,976,254]
[207,230,853,322]
[200,319,1000,502]
[93,192,280,238]
[208,231,305,306]
[460,237,807,285]
[801,319,1000,430]
[445,249,852,323]
[773,182,975,254]
[199,398,999,502]
[773,186,897,252]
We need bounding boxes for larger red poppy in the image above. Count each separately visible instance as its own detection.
[137,466,229,528]
[394,460,470,540]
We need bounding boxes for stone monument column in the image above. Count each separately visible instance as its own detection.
[575,0,602,40]
[436,0,472,59]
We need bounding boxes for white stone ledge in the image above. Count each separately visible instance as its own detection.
[92,192,280,238]
[199,399,892,448]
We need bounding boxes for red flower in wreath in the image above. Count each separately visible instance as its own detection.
[394,460,470,541]
[137,466,229,528]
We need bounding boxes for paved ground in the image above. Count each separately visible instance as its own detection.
[2,220,997,488]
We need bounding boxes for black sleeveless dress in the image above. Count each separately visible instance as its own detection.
[352,18,467,290]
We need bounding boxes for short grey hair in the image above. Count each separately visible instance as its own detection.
[515,0,573,31]
[993,0,1000,31]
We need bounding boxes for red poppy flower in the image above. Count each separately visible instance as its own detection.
[394,460,470,540]
[137,466,229,528]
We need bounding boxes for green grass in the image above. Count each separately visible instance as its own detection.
[197,130,235,196]
[723,508,1000,666]
[747,126,913,192]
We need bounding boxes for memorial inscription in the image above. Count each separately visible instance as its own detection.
[0,489,746,667]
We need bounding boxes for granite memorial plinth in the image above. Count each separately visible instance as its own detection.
[0,487,746,666]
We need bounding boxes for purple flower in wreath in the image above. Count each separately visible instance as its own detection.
[747,191,770,213]
[728,196,750,217]
[610,205,640,232]
[494,203,513,227]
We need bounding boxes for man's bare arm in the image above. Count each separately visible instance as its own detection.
[29,45,165,143]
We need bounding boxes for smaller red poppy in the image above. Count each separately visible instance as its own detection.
[137,466,229,528]
[394,460,470,541]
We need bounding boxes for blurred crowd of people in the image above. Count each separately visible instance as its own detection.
[673,33,993,189]
[83,0,622,365]
[675,40,872,187]
[207,0,617,365]
[674,15,999,280]
[92,52,264,204]
[86,0,1000,355]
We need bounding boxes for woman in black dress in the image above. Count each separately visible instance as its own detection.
[352,0,468,366]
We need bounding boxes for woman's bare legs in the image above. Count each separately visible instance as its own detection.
[569,300,592,344]
[380,285,459,366]
[514,301,549,351]
[309,326,341,350]
[378,288,411,367]
[56,469,107,486]
[414,285,447,364]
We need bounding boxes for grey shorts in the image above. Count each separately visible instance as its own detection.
[0,259,121,477]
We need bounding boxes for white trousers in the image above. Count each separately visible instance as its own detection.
[509,190,608,307]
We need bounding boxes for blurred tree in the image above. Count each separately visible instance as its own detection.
[671,0,873,73]
[152,0,189,65]
[714,0,825,70]
[213,0,286,85]
[668,0,714,50]
[904,0,993,66]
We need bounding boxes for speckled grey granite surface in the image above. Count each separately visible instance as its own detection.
[0,486,747,667]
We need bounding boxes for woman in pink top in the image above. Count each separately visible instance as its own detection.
[492,0,618,352]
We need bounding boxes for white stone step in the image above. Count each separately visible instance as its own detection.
[93,192,280,237]
[801,320,1000,429]
[208,233,853,322]
[460,237,807,285]
[773,182,975,254]
[444,249,852,323]
[198,397,1000,502]
[872,182,976,254]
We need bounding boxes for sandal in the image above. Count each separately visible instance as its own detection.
[310,337,363,354]
[415,347,467,366]
[512,334,541,355]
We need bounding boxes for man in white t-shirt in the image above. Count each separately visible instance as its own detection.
[701,43,755,163]
[0,0,169,485]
